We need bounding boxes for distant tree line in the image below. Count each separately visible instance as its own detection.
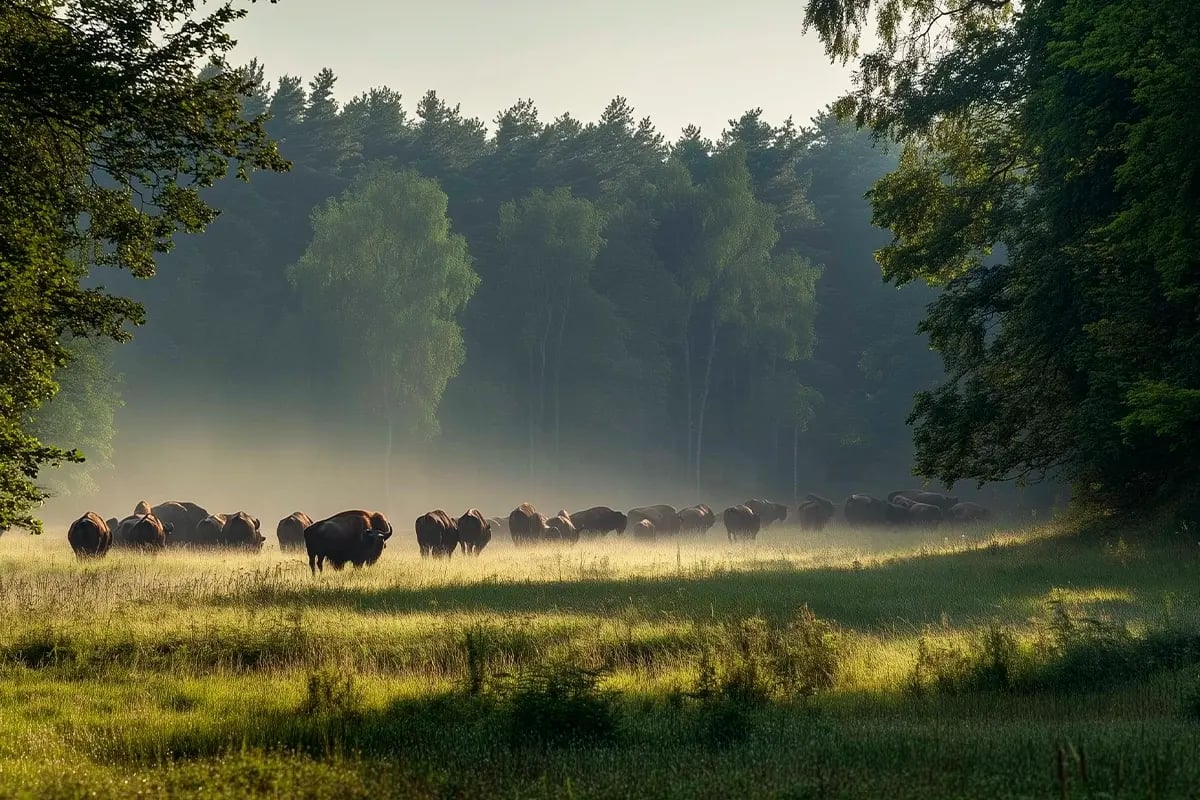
[52,64,939,501]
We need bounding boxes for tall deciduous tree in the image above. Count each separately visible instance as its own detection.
[805,0,1200,507]
[289,169,478,493]
[0,0,285,531]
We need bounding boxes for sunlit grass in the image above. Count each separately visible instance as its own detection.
[0,514,1196,797]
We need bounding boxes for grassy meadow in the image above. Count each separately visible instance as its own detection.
[0,513,1197,798]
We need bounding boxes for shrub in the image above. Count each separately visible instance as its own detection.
[299,668,362,719]
[500,660,618,747]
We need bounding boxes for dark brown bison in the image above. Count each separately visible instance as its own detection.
[948,502,991,522]
[796,495,835,531]
[195,513,228,544]
[632,518,656,540]
[723,505,760,542]
[888,490,960,512]
[545,510,578,543]
[415,510,459,558]
[457,509,492,555]
[277,511,313,551]
[220,512,265,550]
[745,499,788,527]
[844,494,890,526]
[305,510,392,574]
[112,513,172,550]
[906,502,944,525]
[570,506,628,537]
[105,517,120,536]
[627,505,681,536]
[152,501,210,546]
[678,504,716,534]
[509,503,549,545]
[68,512,111,558]
[487,516,510,538]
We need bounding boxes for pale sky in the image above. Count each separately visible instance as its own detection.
[229,0,855,140]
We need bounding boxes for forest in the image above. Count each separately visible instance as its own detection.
[33,68,950,514]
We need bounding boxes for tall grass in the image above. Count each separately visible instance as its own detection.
[0,515,1196,797]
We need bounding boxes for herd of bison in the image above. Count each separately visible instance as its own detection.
[61,491,991,572]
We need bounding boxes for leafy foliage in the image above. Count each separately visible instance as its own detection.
[805,0,1200,506]
[0,0,285,531]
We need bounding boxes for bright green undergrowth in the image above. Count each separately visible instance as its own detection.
[0,513,1196,798]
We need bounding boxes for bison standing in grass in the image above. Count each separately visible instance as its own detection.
[678,504,716,534]
[509,503,549,545]
[570,506,628,537]
[304,510,392,574]
[627,505,681,536]
[745,499,788,528]
[112,513,172,551]
[457,509,492,555]
[68,512,111,558]
[276,512,313,551]
[796,495,835,531]
[415,510,459,558]
[723,505,760,542]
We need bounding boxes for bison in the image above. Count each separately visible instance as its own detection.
[68,512,111,558]
[678,504,716,534]
[544,510,578,543]
[948,502,990,523]
[509,503,549,545]
[152,501,210,546]
[276,512,313,551]
[723,505,760,542]
[415,510,459,558]
[304,510,392,574]
[796,495,835,531]
[220,512,265,550]
[627,505,681,536]
[745,499,788,527]
[195,513,228,544]
[457,509,492,555]
[631,518,656,540]
[570,506,628,537]
[888,490,960,512]
[112,513,172,551]
[844,494,890,526]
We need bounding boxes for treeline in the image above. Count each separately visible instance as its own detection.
[51,64,943,499]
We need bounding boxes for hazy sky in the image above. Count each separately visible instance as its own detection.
[229,0,855,140]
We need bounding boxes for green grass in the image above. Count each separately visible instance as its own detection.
[0,512,1197,798]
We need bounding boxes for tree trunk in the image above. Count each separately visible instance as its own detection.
[792,423,799,507]
[527,343,536,481]
[384,412,394,502]
[682,295,694,479]
[552,297,570,465]
[694,313,719,494]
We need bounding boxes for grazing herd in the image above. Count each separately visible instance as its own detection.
[64,489,992,569]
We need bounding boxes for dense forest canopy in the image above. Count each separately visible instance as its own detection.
[804,0,1200,509]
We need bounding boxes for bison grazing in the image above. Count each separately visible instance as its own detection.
[415,510,459,558]
[544,511,578,543]
[570,506,628,537]
[905,502,944,526]
[276,512,313,551]
[949,502,990,523]
[509,503,549,545]
[678,504,716,534]
[632,518,656,540]
[723,505,760,542]
[745,499,788,528]
[221,512,265,550]
[152,501,210,546]
[195,513,228,544]
[458,509,492,555]
[68,512,111,558]
[796,495,836,531]
[304,510,392,574]
[627,505,681,536]
[112,513,172,551]
[844,494,891,526]
[888,490,960,512]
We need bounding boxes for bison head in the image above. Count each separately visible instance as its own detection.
[359,529,388,564]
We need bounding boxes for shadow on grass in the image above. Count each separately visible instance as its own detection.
[216,529,1199,632]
